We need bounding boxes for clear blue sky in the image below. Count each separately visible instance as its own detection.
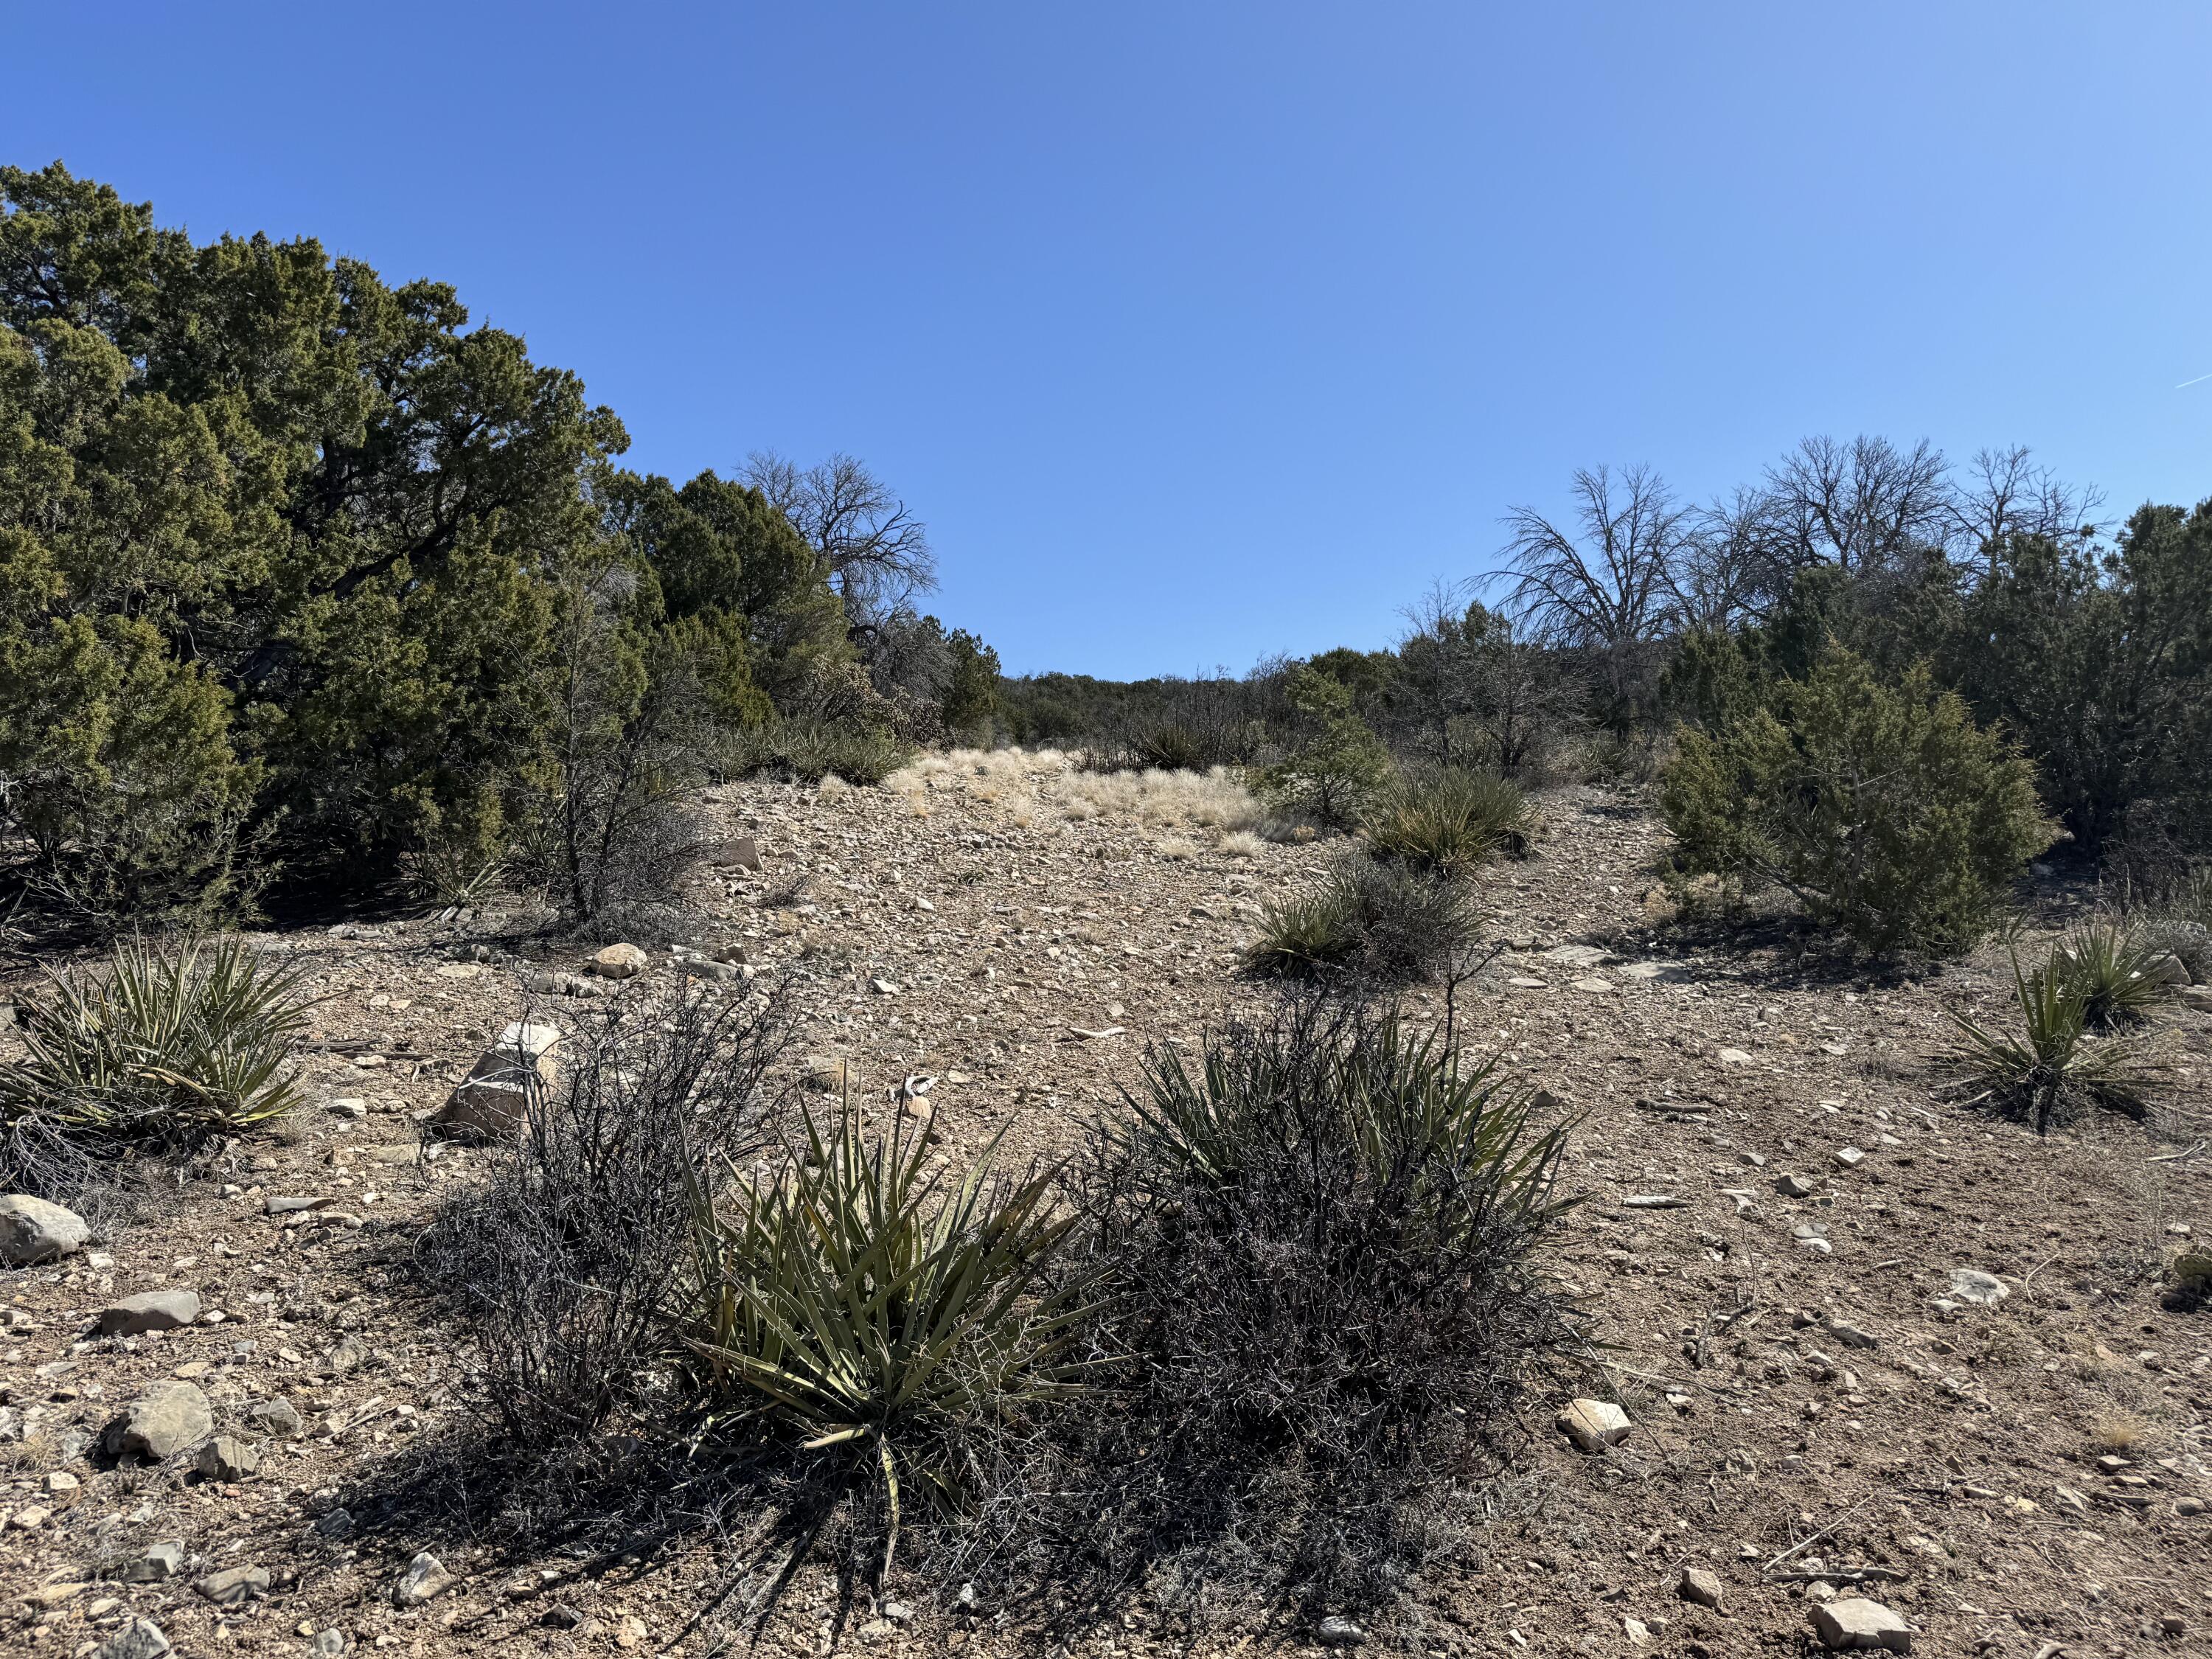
[7,3,2209,677]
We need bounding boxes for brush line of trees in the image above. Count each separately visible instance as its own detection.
[1005,437,2212,880]
[0,163,998,928]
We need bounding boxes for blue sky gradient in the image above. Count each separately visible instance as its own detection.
[7,3,2208,675]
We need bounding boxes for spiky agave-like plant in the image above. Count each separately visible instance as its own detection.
[2046,920,2174,1031]
[682,1104,1102,1579]
[1947,947,2156,1134]
[0,935,313,1145]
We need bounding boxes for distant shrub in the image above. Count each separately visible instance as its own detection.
[0,937,310,1164]
[728,720,911,785]
[1247,858,1475,985]
[1661,648,2053,954]
[1362,767,1530,872]
[1262,667,1391,828]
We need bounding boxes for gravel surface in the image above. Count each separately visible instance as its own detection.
[2,762,2208,1657]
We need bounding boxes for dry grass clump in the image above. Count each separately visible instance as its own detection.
[1219,830,1265,859]
[1061,765,1263,830]
[2089,1411,2150,1453]
[886,747,1077,823]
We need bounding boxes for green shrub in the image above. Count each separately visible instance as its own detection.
[1081,1000,1573,1594]
[0,936,311,1150]
[1660,647,2053,954]
[1362,766,1530,872]
[0,164,857,916]
[1246,858,1475,984]
[1262,666,1391,827]
[1946,947,2157,1133]
[682,1105,1099,1576]
[727,719,910,785]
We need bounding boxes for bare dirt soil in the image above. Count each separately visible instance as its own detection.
[4,762,2208,1658]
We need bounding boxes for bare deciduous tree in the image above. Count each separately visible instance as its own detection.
[1761,434,1950,574]
[1500,464,1686,715]
[1674,485,1789,628]
[741,451,937,624]
[1945,445,2104,574]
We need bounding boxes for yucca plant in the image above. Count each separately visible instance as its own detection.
[2047,921,2174,1030]
[1086,998,1578,1529]
[1246,858,1475,986]
[1117,999,1570,1215]
[1245,883,1361,977]
[0,936,313,1144]
[682,1105,1102,1578]
[1360,767,1531,872]
[1947,948,2156,1134]
[399,841,509,908]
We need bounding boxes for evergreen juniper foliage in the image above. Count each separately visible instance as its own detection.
[1662,646,2052,955]
[0,163,856,919]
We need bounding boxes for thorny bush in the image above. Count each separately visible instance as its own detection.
[418,987,787,1447]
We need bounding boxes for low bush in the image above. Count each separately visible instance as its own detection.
[1661,647,2053,955]
[1361,767,1530,872]
[2047,922,2175,1031]
[0,937,310,1172]
[1946,949,2157,1133]
[682,1104,1099,1576]
[418,990,786,1448]
[1262,667,1392,829]
[1247,858,1475,986]
[728,719,911,785]
[1080,998,1575,1597]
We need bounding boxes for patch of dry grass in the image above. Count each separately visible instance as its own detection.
[884,748,1268,838]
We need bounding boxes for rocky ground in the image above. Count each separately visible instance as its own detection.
[2,755,2208,1659]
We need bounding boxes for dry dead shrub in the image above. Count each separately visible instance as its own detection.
[1030,997,1579,1611]
[417,987,788,1447]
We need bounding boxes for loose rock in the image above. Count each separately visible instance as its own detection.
[435,1020,560,1139]
[111,1382,212,1461]
[96,1620,172,1659]
[1557,1397,1634,1452]
[1810,1596,1913,1652]
[1947,1268,2008,1305]
[393,1551,454,1608]
[195,1564,269,1607]
[196,1434,260,1481]
[0,1194,91,1265]
[1680,1566,1724,1607]
[594,943,648,979]
[100,1289,202,1335]
[121,1542,186,1582]
[1316,1615,1368,1646]
[248,1397,304,1437]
